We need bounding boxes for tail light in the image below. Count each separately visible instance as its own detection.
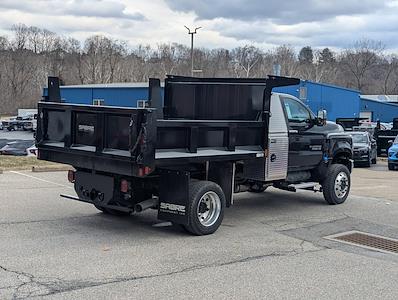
[67,170,75,183]
[120,179,129,193]
[138,166,152,177]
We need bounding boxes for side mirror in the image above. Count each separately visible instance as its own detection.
[388,140,394,147]
[317,110,327,126]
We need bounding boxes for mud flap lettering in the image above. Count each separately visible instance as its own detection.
[158,169,190,225]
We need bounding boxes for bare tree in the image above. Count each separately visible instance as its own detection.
[232,45,263,78]
[342,39,384,91]
[11,24,29,50]
[1,23,398,114]
[382,55,398,94]
[272,45,299,77]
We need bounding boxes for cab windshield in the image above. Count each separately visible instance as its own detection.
[351,134,368,143]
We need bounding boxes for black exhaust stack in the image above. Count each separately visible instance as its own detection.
[46,76,61,102]
[148,78,163,119]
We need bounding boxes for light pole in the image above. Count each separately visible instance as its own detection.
[184,26,201,76]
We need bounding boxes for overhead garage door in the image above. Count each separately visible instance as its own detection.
[360,111,373,121]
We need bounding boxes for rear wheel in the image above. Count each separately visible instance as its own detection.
[388,163,395,171]
[322,164,351,205]
[183,180,225,236]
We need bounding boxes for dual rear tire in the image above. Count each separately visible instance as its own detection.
[182,181,226,236]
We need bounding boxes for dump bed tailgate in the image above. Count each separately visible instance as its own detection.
[36,102,156,176]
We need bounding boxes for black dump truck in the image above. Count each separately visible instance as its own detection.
[36,75,353,235]
[375,118,398,156]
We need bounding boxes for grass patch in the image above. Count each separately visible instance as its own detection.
[0,156,66,171]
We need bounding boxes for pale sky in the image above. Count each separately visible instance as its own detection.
[0,0,397,50]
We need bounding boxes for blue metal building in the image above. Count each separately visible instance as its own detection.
[43,80,398,122]
[360,97,398,122]
[43,83,154,108]
[274,81,361,121]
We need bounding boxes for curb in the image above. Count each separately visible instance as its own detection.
[32,165,73,173]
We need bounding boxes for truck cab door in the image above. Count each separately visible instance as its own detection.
[281,96,324,170]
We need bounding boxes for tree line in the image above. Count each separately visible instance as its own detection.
[0,23,397,114]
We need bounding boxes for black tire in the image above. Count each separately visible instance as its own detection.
[322,164,351,205]
[182,180,226,236]
[94,204,130,216]
[365,154,372,167]
[388,163,395,171]
[248,183,267,193]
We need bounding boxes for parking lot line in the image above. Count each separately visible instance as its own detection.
[353,185,389,190]
[9,170,73,189]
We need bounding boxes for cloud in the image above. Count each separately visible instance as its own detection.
[164,0,387,24]
[0,0,146,21]
[164,0,398,49]
[0,0,397,51]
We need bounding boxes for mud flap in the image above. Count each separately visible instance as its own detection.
[157,169,190,225]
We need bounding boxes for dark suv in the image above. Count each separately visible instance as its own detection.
[351,131,377,167]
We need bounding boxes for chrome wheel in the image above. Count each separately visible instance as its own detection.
[197,191,221,227]
[334,172,349,198]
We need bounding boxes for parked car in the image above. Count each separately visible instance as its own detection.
[0,140,35,156]
[22,115,37,131]
[1,117,17,131]
[351,131,377,167]
[2,115,34,131]
[388,135,398,170]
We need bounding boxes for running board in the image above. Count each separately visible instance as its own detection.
[275,182,322,192]
[60,194,134,213]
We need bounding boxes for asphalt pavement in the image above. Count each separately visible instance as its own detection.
[0,129,34,142]
[0,165,397,299]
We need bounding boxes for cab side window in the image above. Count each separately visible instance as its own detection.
[282,97,311,125]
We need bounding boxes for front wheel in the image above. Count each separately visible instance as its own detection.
[364,155,371,167]
[322,164,351,205]
[388,163,395,171]
[182,180,226,236]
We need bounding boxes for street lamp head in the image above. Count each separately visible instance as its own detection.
[184,26,202,34]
